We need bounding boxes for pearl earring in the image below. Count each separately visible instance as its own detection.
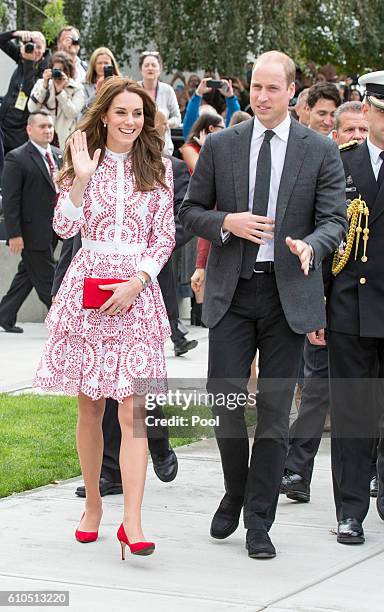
[103,123,107,128]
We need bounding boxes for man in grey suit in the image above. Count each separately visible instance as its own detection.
[179,51,347,559]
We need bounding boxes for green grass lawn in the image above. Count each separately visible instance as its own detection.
[0,394,240,498]
[0,394,80,498]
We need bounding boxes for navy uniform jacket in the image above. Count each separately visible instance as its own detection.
[327,140,384,337]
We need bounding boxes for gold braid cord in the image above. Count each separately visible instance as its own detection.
[332,197,369,276]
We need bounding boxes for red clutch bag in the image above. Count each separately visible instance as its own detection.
[83,277,132,310]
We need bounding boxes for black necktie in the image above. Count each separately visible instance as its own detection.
[240,129,275,279]
[377,151,384,188]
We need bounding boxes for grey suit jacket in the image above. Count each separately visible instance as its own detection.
[179,118,348,333]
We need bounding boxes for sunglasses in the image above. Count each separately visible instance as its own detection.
[140,51,160,57]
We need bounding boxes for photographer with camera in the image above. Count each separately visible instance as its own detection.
[56,26,87,85]
[28,52,85,149]
[0,29,50,154]
[182,76,240,140]
[82,47,121,113]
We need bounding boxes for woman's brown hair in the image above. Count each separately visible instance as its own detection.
[59,77,168,192]
[85,47,121,84]
[51,51,75,80]
[138,51,163,70]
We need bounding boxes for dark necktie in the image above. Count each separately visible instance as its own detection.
[240,129,275,279]
[45,151,55,182]
[377,151,384,188]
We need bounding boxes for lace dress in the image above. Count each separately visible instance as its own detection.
[34,149,175,401]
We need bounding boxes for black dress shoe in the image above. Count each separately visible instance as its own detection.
[75,477,123,498]
[246,529,276,559]
[280,469,310,502]
[370,475,378,498]
[337,518,365,544]
[174,338,198,357]
[0,322,23,333]
[210,493,243,539]
[377,477,384,520]
[152,448,178,482]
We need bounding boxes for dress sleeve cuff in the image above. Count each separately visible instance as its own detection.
[137,257,160,282]
[60,193,84,220]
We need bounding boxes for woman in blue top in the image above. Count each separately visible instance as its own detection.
[182,76,240,140]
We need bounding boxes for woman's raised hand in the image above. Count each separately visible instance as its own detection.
[193,129,207,147]
[69,130,101,183]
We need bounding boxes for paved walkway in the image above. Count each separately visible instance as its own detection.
[0,324,383,611]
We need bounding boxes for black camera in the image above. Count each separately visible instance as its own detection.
[71,38,80,45]
[52,68,63,80]
[206,79,223,89]
[24,40,35,53]
[103,65,114,78]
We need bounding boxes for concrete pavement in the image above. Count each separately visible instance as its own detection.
[1,323,383,611]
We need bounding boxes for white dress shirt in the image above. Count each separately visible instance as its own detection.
[249,113,291,262]
[74,56,87,85]
[30,139,54,174]
[30,140,59,193]
[366,136,384,180]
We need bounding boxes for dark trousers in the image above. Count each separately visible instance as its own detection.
[328,330,383,522]
[158,258,178,323]
[0,249,54,326]
[100,398,171,483]
[285,340,329,483]
[207,274,304,531]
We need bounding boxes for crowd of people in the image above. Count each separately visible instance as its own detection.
[1,24,384,562]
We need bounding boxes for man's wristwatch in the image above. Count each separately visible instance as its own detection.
[135,272,149,290]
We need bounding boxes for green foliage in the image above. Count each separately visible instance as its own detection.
[16,0,45,31]
[62,0,83,29]
[14,0,384,76]
[42,0,67,46]
[0,1,6,27]
[0,393,224,498]
[13,0,67,45]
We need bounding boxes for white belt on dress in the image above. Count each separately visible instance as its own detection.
[82,238,147,256]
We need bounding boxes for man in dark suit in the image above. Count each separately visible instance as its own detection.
[327,71,384,545]
[0,110,61,333]
[52,155,193,493]
[180,50,347,558]
[280,100,368,505]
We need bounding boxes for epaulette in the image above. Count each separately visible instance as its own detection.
[339,140,359,152]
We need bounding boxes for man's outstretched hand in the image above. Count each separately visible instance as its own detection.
[285,236,313,276]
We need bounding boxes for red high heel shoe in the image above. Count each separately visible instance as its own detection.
[117,523,155,559]
[75,512,99,543]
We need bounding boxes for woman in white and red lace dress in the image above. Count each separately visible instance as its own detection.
[34,77,175,558]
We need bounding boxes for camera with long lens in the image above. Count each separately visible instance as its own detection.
[24,40,35,53]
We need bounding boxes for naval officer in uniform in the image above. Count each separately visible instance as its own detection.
[326,71,384,544]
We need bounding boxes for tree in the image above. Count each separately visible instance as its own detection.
[10,0,384,76]
[7,0,66,45]
[42,0,67,46]
[0,1,8,28]
[16,0,45,31]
